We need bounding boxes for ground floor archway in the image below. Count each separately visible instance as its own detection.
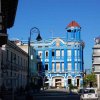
[52,76,64,88]
[75,76,81,87]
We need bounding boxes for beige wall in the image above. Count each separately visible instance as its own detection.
[96,74,100,89]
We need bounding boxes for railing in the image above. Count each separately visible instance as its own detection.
[44,70,83,74]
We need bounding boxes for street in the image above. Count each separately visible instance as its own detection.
[32,88,100,100]
[32,89,80,100]
[1,88,100,100]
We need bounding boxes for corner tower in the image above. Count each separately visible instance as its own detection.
[66,21,81,41]
[65,21,85,88]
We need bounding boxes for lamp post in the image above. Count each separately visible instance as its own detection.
[27,27,42,87]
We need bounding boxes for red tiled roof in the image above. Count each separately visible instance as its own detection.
[67,21,80,28]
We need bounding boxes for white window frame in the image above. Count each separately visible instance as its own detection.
[67,50,71,56]
[62,63,64,72]
[67,50,71,61]
[67,63,71,71]
[38,51,42,58]
[75,50,77,56]
[75,63,77,71]
[61,50,64,57]
[56,50,60,57]
[52,63,55,72]
[56,63,60,72]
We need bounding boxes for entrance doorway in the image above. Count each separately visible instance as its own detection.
[55,79,61,88]
[52,76,64,88]
[77,79,79,87]
[68,79,72,85]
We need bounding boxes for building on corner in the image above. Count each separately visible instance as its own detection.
[32,21,85,88]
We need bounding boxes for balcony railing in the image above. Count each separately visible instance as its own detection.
[44,70,82,74]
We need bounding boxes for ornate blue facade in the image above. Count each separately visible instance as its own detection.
[33,21,84,88]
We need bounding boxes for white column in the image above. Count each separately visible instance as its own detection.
[97,74,100,89]
[49,78,52,87]
[72,78,75,86]
[64,78,67,87]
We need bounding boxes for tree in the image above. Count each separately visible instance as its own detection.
[83,73,97,87]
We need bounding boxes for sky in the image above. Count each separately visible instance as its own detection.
[8,0,100,70]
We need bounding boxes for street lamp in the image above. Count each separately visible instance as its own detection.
[27,27,42,87]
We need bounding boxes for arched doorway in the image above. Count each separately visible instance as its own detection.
[67,76,72,85]
[52,76,64,88]
[75,76,80,87]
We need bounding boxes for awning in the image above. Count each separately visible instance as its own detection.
[45,81,50,83]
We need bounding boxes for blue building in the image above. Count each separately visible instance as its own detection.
[33,21,84,88]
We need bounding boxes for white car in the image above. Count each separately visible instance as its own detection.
[80,88,98,100]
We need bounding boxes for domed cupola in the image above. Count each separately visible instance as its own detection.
[67,20,80,28]
[66,21,81,41]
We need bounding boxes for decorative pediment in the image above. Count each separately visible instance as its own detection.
[50,38,66,47]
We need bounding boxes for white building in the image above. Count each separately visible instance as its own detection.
[0,40,28,90]
[92,36,100,89]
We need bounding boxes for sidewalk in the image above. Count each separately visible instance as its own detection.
[97,90,100,96]
[44,88,68,92]
[2,95,25,100]
[1,90,44,100]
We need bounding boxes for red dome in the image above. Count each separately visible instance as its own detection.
[66,21,80,28]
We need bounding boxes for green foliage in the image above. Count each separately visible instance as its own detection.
[68,84,78,92]
[69,84,74,90]
[83,73,97,87]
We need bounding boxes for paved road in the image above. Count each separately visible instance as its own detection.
[32,89,80,100]
[2,89,100,100]
[33,89,100,100]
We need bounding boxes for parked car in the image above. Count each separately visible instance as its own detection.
[78,88,86,96]
[80,88,98,100]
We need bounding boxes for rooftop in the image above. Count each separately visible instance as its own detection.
[66,21,80,28]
